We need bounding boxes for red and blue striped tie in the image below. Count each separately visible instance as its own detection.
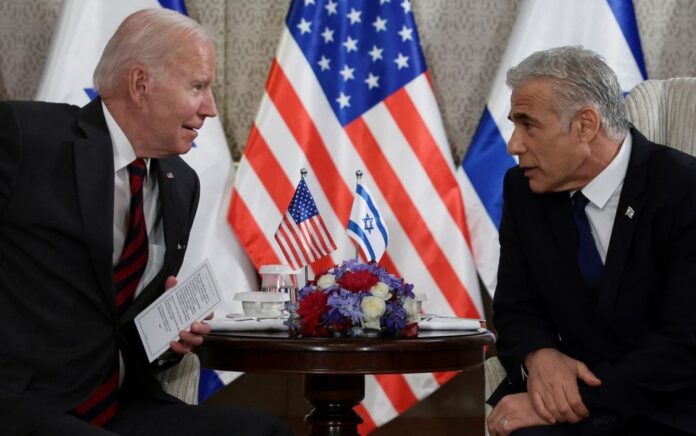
[73,158,149,426]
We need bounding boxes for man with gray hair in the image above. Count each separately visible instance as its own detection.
[0,8,290,436]
[487,46,696,435]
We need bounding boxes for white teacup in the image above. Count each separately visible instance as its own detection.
[234,291,289,318]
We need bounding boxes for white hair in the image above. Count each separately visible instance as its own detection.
[506,46,629,140]
[93,8,213,94]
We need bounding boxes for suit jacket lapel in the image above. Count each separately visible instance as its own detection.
[154,159,188,271]
[597,128,649,324]
[543,191,580,282]
[74,98,116,315]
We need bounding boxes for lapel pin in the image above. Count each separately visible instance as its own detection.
[166,172,174,179]
[625,206,635,219]
[177,243,185,250]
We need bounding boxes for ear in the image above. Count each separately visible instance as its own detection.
[574,107,601,143]
[128,65,149,105]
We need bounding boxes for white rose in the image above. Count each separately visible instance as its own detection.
[316,273,336,289]
[363,318,381,330]
[361,296,386,328]
[369,282,391,300]
[403,297,420,323]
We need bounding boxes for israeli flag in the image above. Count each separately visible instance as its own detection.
[347,183,389,263]
[458,0,646,296]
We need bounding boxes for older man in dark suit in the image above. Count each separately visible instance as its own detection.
[487,46,696,436]
[0,8,290,436]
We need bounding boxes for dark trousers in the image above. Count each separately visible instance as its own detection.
[510,417,692,436]
[29,396,293,436]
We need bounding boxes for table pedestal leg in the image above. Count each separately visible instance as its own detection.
[304,374,364,436]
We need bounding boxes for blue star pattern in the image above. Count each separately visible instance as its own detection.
[362,213,374,234]
[288,178,321,223]
[287,0,426,126]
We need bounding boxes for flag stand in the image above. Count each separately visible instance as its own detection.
[353,169,363,260]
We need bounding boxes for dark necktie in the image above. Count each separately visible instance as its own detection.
[572,192,603,285]
[73,158,149,426]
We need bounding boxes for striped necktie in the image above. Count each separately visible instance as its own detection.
[73,158,149,426]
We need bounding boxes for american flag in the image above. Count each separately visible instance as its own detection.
[275,177,337,270]
[229,0,483,431]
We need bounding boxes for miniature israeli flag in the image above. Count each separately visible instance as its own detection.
[346,183,389,262]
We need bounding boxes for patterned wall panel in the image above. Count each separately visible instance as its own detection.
[1,0,695,160]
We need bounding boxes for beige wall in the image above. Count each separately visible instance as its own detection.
[1,0,694,162]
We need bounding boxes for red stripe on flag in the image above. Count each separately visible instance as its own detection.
[345,118,479,318]
[274,229,299,270]
[384,89,473,249]
[374,374,418,413]
[308,217,332,254]
[310,255,335,275]
[377,253,399,276]
[297,221,321,258]
[286,218,314,263]
[243,125,295,211]
[355,403,378,435]
[432,370,459,385]
[276,219,306,270]
[265,60,352,217]
[228,191,281,268]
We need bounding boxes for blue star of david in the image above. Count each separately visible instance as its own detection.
[362,214,375,234]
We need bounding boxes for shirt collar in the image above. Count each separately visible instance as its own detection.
[581,132,632,209]
[102,101,150,175]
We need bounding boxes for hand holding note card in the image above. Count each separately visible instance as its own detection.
[135,260,222,362]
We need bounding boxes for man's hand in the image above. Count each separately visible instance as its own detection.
[525,348,601,424]
[487,392,550,436]
[163,276,213,355]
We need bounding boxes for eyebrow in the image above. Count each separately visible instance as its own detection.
[508,112,534,124]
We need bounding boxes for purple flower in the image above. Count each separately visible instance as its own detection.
[381,300,408,332]
[327,289,363,323]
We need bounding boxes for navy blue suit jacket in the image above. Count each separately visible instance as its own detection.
[491,128,696,433]
[0,98,199,435]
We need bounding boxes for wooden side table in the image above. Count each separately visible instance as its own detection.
[195,329,494,435]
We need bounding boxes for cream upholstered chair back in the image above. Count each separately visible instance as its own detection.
[156,353,200,404]
[626,77,696,156]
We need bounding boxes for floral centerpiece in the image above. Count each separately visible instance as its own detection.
[287,259,419,337]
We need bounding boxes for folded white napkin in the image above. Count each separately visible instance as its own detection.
[208,317,288,332]
[418,316,482,331]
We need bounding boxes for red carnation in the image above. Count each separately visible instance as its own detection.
[297,291,328,335]
[337,270,379,292]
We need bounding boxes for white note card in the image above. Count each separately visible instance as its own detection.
[135,259,222,362]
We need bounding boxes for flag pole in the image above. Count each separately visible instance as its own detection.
[301,168,309,285]
[354,170,363,260]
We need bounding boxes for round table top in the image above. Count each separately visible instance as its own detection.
[195,329,495,375]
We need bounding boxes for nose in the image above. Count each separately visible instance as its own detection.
[200,88,217,118]
[507,128,526,156]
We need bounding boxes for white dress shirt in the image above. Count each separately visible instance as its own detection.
[102,102,164,298]
[575,132,633,263]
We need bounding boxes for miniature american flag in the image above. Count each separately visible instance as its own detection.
[274,177,337,270]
